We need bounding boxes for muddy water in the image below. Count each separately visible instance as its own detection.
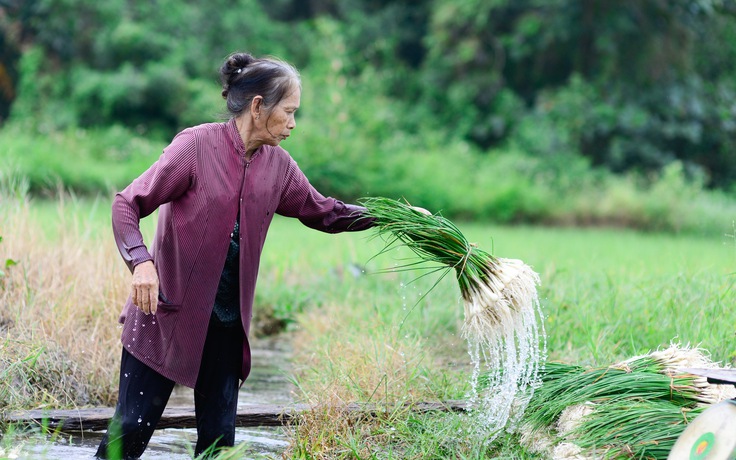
[5,339,294,459]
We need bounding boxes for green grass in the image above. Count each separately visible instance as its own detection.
[259,215,736,458]
[2,196,735,457]
[258,215,736,364]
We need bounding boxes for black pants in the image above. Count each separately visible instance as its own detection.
[96,320,244,459]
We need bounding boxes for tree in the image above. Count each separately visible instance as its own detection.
[420,0,736,185]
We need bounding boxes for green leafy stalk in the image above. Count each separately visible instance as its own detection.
[523,357,700,431]
[359,196,496,299]
[572,399,700,459]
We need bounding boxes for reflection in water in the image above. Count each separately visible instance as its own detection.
[7,340,294,459]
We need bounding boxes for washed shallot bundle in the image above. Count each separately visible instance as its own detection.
[360,197,545,439]
[519,344,736,459]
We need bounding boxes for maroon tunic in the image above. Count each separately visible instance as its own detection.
[112,118,372,387]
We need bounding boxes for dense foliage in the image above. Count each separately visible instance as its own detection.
[0,0,735,226]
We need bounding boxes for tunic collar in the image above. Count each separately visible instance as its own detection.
[226,118,246,157]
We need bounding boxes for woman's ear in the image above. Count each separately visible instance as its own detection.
[250,96,263,120]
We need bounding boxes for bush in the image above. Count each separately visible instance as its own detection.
[513,74,736,188]
[0,122,164,194]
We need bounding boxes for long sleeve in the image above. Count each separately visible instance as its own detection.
[112,130,198,273]
[276,158,374,233]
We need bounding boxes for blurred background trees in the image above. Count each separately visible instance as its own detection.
[1,0,735,229]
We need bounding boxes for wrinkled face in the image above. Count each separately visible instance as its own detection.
[259,86,300,146]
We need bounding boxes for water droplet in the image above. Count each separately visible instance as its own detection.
[137,417,142,424]
[140,391,144,395]
[147,422,151,426]
[124,373,129,378]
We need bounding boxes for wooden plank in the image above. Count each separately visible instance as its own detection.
[3,401,467,433]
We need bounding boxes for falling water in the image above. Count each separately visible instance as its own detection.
[463,258,547,445]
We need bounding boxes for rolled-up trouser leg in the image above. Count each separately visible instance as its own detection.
[193,320,244,456]
[95,348,175,459]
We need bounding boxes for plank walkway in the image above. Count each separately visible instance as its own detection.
[4,401,468,433]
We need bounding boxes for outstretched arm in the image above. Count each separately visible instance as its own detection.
[275,158,374,233]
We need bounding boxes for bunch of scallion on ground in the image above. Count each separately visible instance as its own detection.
[359,196,545,443]
[513,344,736,459]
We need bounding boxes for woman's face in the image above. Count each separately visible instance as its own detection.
[258,87,300,146]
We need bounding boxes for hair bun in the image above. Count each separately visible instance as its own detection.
[227,52,255,74]
[220,52,256,99]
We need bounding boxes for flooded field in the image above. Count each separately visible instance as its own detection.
[2,340,294,459]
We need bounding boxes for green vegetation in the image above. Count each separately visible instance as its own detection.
[2,1,736,456]
[1,193,734,456]
[1,1,735,236]
[3,120,736,235]
[277,214,736,458]
[3,1,736,187]
[0,123,164,194]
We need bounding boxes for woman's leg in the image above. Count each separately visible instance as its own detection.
[96,348,175,459]
[193,321,244,456]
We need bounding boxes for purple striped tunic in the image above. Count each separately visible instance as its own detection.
[112,118,372,387]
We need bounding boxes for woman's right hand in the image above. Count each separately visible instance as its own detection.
[131,260,159,315]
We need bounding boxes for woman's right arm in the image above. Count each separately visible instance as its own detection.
[112,130,197,312]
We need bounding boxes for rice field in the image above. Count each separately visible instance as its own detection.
[1,193,735,458]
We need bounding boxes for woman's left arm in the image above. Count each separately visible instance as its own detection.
[275,158,374,233]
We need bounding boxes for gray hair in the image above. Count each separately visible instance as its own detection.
[219,52,301,117]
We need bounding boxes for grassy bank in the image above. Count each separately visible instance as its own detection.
[1,192,734,457]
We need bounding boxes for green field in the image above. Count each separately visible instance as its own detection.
[260,214,736,361]
[264,213,736,457]
[1,196,735,457]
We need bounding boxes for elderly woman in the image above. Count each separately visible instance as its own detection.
[95,52,377,458]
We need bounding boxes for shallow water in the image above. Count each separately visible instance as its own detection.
[6,428,289,459]
[3,339,294,459]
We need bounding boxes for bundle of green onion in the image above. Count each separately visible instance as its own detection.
[359,196,541,344]
[360,196,545,439]
[516,344,735,459]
